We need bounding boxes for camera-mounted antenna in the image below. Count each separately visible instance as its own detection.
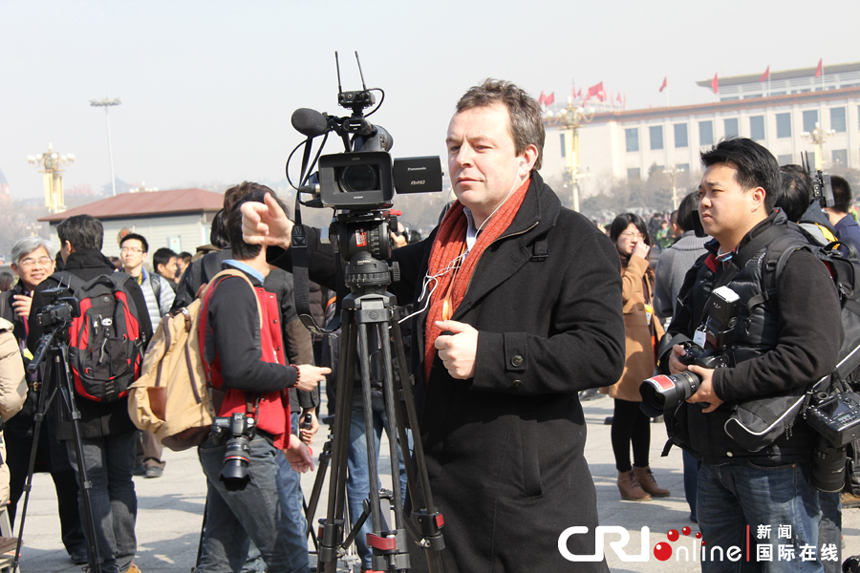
[336,51,376,116]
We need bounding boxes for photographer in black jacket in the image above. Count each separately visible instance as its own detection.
[28,214,152,573]
[664,138,843,572]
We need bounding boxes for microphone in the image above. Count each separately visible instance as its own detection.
[291,108,331,137]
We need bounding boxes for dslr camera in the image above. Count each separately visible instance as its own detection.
[805,387,860,492]
[640,286,739,417]
[211,413,257,491]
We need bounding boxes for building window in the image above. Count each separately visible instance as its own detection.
[777,154,793,166]
[802,110,818,133]
[627,167,641,181]
[626,128,639,153]
[650,126,664,150]
[674,123,688,148]
[699,121,713,146]
[833,149,848,165]
[831,107,846,133]
[750,116,765,141]
[724,118,739,138]
[560,133,566,158]
[776,113,792,138]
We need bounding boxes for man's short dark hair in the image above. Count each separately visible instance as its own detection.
[120,233,149,253]
[177,251,192,264]
[209,209,230,249]
[226,185,288,260]
[456,78,546,170]
[780,164,813,188]
[831,175,852,214]
[676,191,700,233]
[153,248,177,270]
[700,138,780,213]
[57,214,104,252]
[774,171,811,223]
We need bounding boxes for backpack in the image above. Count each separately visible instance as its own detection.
[59,271,145,403]
[127,269,263,451]
[723,223,860,451]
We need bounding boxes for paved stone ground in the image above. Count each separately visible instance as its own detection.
[12,393,860,572]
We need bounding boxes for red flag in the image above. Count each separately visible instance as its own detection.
[538,91,546,106]
[659,76,667,92]
[587,82,604,99]
[616,92,622,104]
[544,92,555,106]
[759,65,770,82]
[577,87,583,99]
[571,83,576,101]
[711,73,719,94]
[815,58,823,78]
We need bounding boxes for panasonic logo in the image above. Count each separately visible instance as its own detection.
[407,167,427,171]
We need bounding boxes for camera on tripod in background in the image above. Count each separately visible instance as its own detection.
[210,413,257,492]
[640,286,739,417]
[33,285,80,330]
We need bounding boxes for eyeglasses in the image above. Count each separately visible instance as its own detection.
[120,246,143,254]
[620,231,646,240]
[19,256,52,268]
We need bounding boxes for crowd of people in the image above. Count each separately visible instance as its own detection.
[0,78,858,573]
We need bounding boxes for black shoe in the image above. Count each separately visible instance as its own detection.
[69,549,88,565]
[133,464,146,476]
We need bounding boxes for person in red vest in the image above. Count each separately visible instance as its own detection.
[196,185,329,573]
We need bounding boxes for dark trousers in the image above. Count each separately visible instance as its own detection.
[610,398,651,472]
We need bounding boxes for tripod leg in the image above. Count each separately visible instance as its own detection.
[390,318,448,573]
[320,317,357,573]
[55,349,104,573]
[10,370,60,573]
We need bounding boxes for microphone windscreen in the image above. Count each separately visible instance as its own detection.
[291,108,329,137]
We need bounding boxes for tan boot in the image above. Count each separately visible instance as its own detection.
[617,470,652,501]
[633,466,670,498]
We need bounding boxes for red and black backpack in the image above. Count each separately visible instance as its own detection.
[56,271,145,402]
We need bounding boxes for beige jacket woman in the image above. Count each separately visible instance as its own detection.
[0,317,27,504]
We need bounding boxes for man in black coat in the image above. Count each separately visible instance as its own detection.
[2,236,86,564]
[28,215,152,573]
[663,139,843,571]
[243,79,625,572]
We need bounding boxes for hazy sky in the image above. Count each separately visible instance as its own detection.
[2,0,857,200]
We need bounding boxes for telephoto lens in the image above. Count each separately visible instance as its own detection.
[639,371,702,417]
[810,438,848,493]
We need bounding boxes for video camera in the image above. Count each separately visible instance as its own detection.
[802,150,835,209]
[640,286,739,416]
[290,51,442,212]
[33,285,80,330]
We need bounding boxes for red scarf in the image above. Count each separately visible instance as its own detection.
[423,179,530,380]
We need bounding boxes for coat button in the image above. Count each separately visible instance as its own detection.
[512,379,523,388]
[511,355,524,367]
[726,451,733,457]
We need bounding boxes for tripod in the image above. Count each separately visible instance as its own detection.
[13,325,102,573]
[311,253,447,573]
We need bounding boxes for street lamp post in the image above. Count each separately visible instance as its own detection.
[27,143,74,213]
[545,103,595,212]
[90,97,122,196]
[663,165,685,210]
[801,122,836,171]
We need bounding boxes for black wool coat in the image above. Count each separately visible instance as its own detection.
[270,173,626,572]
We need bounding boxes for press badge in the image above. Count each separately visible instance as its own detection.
[693,327,707,348]
[644,303,653,325]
